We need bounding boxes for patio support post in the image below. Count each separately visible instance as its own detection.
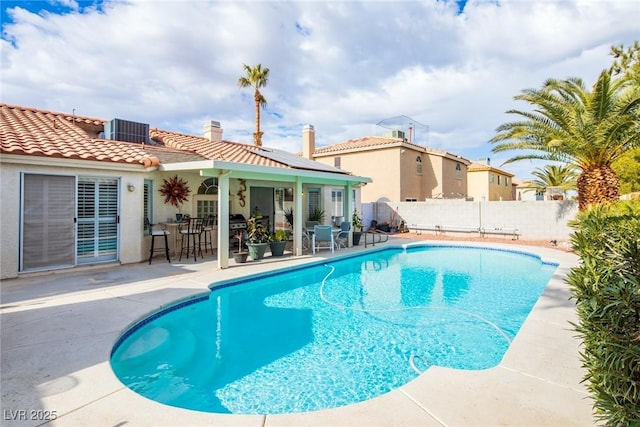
[345,182,353,247]
[217,171,230,268]
[294,179,303,256]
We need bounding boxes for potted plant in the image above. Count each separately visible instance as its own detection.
[352,209,363,246]
[270,229,289,257]
[246,214,271,260]
[232,230,248,263]
[308,208,325,223]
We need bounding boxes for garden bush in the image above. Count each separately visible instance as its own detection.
[567,201,640,425]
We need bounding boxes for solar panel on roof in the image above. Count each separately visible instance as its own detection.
[256,148,348,174]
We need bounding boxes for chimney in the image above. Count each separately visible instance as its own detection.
[204,120,223,142]
[302,124,315,159]
[478,156,490,166]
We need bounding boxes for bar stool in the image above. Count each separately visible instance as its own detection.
[145,218,170,264]
[200,215,215,255]
[179,217,204,261]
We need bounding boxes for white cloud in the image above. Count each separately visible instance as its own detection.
[1,0,637,179]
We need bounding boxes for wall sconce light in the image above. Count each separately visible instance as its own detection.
[127,183,135,192]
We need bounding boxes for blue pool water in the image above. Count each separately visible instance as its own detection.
[111,244,557,414]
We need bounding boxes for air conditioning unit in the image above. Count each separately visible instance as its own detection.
[104,118,149,143]
[391,130,405,139]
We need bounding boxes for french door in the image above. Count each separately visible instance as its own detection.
[21,174,119,271]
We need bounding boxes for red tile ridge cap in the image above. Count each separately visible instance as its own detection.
[140,156,160,168]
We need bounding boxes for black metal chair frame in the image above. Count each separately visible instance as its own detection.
[179,217,204,262]
[200,215,215,255]
[145,218,170,264]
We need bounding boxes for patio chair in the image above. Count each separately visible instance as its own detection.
[335,221,351,249]
[305,221,319,233]
[312,224,334,254]
[302,221,319,252]
[179,217,204,261]
[145,218,170,264]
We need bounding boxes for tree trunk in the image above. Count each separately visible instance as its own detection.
[577,166,620,211]
[254,90,262,146]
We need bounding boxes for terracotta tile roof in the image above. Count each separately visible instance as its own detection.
[1,104,159,165]
[313,135,470,164]
[1,104,347,173]
[314,136,418,154]
[468,161,514,176]
[150,129,284,167]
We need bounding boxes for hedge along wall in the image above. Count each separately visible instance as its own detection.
[366,200,578,241]
[567,201,640,425]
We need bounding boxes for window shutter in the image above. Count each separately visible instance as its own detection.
[22,174,75,270]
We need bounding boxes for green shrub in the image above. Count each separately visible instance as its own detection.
[567,201,640,425]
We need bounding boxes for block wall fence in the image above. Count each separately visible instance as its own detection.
[363,200,579,242]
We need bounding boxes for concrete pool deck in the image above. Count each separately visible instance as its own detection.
[1,237,594,426]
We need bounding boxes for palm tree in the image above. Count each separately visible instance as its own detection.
[490,69,640,211]
[238,64,270,147]
[524,164,578,199]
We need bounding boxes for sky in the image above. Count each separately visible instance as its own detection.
[1,0,638,181]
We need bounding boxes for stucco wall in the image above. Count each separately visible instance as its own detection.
[0,161,147,279]
[316,148,403,202]
[370,200,578,241]
[0,163,21,278]
[429,155,468,198]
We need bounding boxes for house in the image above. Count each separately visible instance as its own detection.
[466,158,515,201]
[302,128,471,204]
[513,178,544,201]
[0,104,370,279]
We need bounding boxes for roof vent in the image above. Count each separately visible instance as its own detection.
[104,118,149,143]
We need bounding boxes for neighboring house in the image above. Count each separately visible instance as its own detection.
[0,104,370,279]
[467,159,516,201]
[513,179,545,201]
[302,128,471,204]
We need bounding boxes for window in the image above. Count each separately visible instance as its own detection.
[307,188,321,219]
[331,189,344,220]
[196,199,218,218]
[489,173,494,183]
[455,163,462,179]
[416,156,423,175]
[197,177,218,195]
[505,177,510,186]
[497,175,501,185]
[334,157,341,169]
[194,178,219,219]
[405,197,418,202]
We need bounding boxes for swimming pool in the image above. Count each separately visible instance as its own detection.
[110,243,557,414]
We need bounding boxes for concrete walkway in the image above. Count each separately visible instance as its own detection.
[1,238,594,426]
